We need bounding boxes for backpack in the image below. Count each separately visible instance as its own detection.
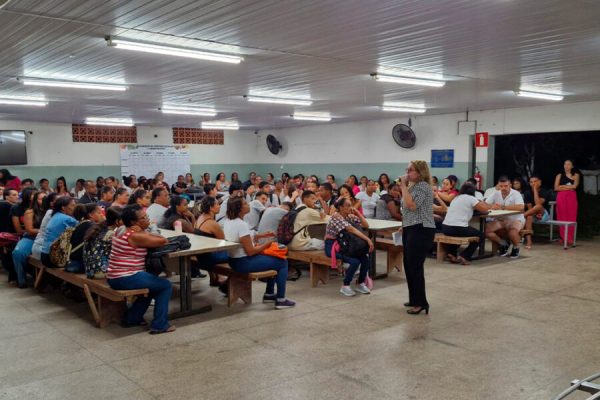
[49,222,84,267]
[277,206,307,245]
[337,229,369,258]
[83,228,113,279]
[146,235,191,275]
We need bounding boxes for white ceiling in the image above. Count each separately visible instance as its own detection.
[0,0,600,129]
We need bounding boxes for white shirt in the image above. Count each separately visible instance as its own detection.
[486,189,525,222]
[216,194,230,226]
[243,200,266,230]
[224,218,251,258]
[443,194,479,227]
[355,191,380,218]
[483,187,498,201]
[474,191,484,201]
[146,203,167,227]
[258,207,288,234]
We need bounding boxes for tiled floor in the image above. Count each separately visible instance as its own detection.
[1,239,599,400]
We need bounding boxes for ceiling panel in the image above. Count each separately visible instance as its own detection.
[1,0,600,129]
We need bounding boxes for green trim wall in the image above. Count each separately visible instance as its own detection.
[3,162,484,187]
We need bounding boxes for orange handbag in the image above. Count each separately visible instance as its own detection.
[262,242,288,259]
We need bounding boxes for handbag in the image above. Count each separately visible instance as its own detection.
[336,230,369,258]
[146,235,191,275]
[0,232,20,247]
[261,242,288,260]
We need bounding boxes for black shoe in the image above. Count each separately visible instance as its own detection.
[404,302,415,307]
[509,247,520,259]
[262,293,277,303]
[407,306,429,315]
[218,282,228,297]
[498,244,510,257]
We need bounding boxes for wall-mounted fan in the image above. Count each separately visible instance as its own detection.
[392,123,416,149]
[266,134,282,155]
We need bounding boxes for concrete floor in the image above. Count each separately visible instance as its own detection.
[1,239,599,400]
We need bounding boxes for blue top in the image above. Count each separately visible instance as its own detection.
[41,212,78,254]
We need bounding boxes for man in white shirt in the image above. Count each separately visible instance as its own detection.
[146,187,170,227]
[485,176,525,259]
[258,202,292,234]
[217,181,244,227]
[244,191,268,231]
[289,191,327,251]
[355,179,380,218]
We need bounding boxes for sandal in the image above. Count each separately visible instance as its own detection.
[456,256,470,265]
[149,325,176,335]
[446,254,459,264]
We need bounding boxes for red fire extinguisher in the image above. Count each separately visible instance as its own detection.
[474,167,483,191]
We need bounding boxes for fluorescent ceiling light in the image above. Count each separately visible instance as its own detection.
[245,95,312,106]
[18,77,128,91]
[515,90,563,101]
[201,121,239,130]
[107,37,243,64]
[85,117,134,126]
[0,97,48,107]
[371,73,445,88]
[381,105,426,113]
[292,112,332,122]
[161,105,217,117]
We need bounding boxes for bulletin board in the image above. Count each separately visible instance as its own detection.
[120,144,190,185]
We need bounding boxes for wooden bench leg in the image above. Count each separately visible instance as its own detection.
[310,262,329,287]
[34,265,45,290]
[83,283,101,326]
[97,296,126,328]
[436,242,446,263]
[492,241,499,255]
[387,249,403,274]
[228,277,252,306]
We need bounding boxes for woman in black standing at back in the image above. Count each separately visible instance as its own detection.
[399,160,435,315]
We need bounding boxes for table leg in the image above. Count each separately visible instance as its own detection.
[170,256,212,320]
[369,231,388,280]
[479,218,486,258]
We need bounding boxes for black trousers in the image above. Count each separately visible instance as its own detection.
[0,250,16,282]
[403,224,435,308]
[441,224,485,261]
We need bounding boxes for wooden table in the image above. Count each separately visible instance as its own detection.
[476,209,524,258]
[364,218,403,279]
[160,229,240,319]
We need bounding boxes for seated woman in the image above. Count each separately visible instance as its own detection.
[31,193,58,260]
[375,182,402,221]
[161,195,196,233]
[330,184,362,215]
[12,191,46,287]
[55,176,69,197]
[324,197,374,296]
[283,184,302,207]
[83,207,122,279]
[107,204,173,333]
[345,175,361,195]
[184,173,195,189]
[128,189,151,210]
[441,182,490,265]
[194,196,229,284]
[154,171,170,192]
[41,196,78,268]
[437,175,459,205]
[111,188,130,208]
[215,172,230,193]
[66,204,105,273]
[378,173,391,194]
[97,186,114,209]
[223,196,295,309]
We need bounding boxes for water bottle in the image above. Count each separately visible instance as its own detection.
[174,220,183,234]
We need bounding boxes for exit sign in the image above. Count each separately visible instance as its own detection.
[475,132,489,147]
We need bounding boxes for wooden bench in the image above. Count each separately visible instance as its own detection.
[375,238,403,274]
[287,250,337,287]
[434,234,479,263]
[28,257,149,328]
[207,263,277,307]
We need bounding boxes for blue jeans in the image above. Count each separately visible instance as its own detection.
[195,251,229,268]
[325,239,370,286]
[12,237,34,286]
[108,272,172,331]
[228,255,288,299]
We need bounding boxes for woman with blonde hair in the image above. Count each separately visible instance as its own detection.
[399,160,435,315]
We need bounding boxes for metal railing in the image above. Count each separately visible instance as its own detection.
[553,371,600,400]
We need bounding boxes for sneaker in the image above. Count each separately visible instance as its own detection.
[274,299,296,309]
[355,283,371,295]
[262,293,277,303]
[498,244,510,257]
[339,286,356,297]
[509,247,520,259]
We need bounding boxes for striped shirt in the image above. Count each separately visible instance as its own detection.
[401,181,435,228]
[107,228,147,279]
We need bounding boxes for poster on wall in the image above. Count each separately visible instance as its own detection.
[120,144,190,185]
[431,149,454,168]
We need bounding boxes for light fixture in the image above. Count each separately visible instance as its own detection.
[85,117,134,126]
[381,104,426,113]
[160,104,217,117]
[106,37,243,64]
[244,95,312,106]
[0,97,48,107]
[371,73,446,88]
[18,77,128,91]
[515,90,563,101]
[292,112,332,122]
[201,120,239,130]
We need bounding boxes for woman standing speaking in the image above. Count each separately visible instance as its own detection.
[399,161,435,315]
[554,159,579,245]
